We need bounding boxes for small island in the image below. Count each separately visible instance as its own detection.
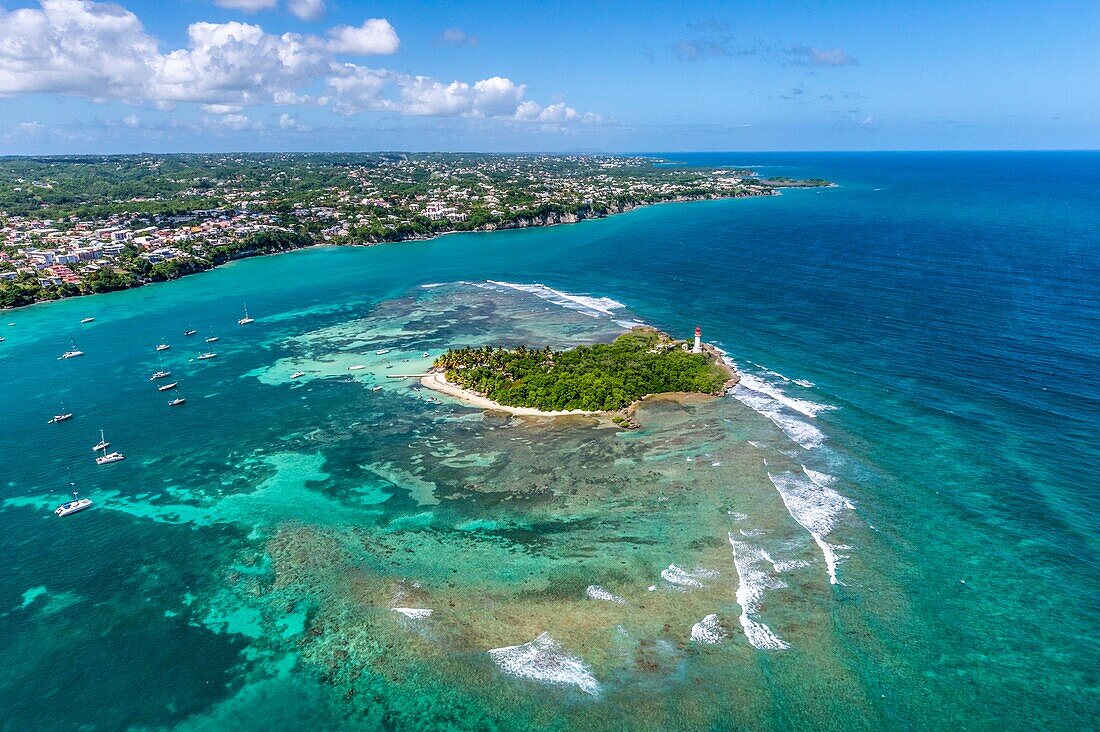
[422,327,738,426]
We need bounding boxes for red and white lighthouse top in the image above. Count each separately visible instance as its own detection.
[695,326,702,336]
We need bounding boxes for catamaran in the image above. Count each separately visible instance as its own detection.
[158,382,178,391]
[184,329,197,336]
[197,352,217,360]
[95,445,124,465]
[93,429,109,452]
[59,338,83,359]
[150,370,171,380]
[237,304,255,325]
[50,401,73,424]
[55,490,92,517]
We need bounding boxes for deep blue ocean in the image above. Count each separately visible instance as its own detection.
[0,152,1096,730]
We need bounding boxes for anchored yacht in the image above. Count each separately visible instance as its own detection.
[95,446,124,465]
[150,370,171,380]
[291,371,305,379]
[80,317,95,324]
[157,382,178,391]
[55,492,92,517]
[205,336,219,343]
[168,396,186,407]
[93,429,109,452]
[156,343,170,352]
[197,352,217,360]
[237,304,255,325]
[59,338,84,359]
[184,329,197,336]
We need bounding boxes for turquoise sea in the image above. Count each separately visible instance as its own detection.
[0,152,1097,730]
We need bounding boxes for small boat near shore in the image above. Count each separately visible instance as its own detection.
[375,348,391,355]
[349,365,366,371]
[372,385,383,392]
[291,371,305,379]
[55,491,92,517]
[158,382,178,391]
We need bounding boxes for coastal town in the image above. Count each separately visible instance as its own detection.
[0,153,829,307]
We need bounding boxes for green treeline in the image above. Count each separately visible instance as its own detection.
[435,330,729,412]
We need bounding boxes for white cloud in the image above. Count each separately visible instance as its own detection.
[122,113,140,127]
[278,112,310,131]
[439,28,478,47]
[328,19,399,55]
[0,0,158,98]
[153,21,329,106]
[215,0,277,10]
[0,1,601,130]
[287,0,325,21]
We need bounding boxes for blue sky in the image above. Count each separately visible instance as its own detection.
[0,0,1096,153]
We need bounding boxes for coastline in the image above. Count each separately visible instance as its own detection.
[421,338,740,424]
[1,188,791,312]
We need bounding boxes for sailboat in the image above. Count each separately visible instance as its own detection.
[197,352,217,360]
[157,381,178,391]
[58,337,83,360]
[237,304,254,325]
[204,335,219,343]
[80,317,95,324]
[93,429,109,452]
[95,442,124,465]
[50,400,73,424]
[184,329,197,336]
[55,487,92,517]
[155,341,170,351]
[168,394,186,407]
[150,370,172,380]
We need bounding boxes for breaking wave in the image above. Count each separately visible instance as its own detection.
[482,281,626,318]
[728,535,790,650]
[585,585,627,605]
[690,614,725,644]
[729,365,832,449]
[488,632,601,696]
[392,607,433,619]
[660,564,719,589]
[768,471,854,585]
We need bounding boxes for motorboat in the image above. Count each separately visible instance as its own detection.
[80,317,95,324]
[184,329,197,336]
[375,348,391,355]
[157,382,178,391]
[291,371,305,379]
[348,365,366,371]
[156,343,170,352]
[205,336,219,343]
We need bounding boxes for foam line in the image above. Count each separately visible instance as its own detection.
[488,632,601,696]
[768,471,852,585]
[728,535,790,650]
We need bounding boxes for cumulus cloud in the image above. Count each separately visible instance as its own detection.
[0,0,600,129]
[327,19,399,55]
[278,112,310,130]
[787,44,858,66]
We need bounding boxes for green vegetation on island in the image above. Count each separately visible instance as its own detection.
[433,329,733,413]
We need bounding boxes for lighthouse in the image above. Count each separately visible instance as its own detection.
[693,326,702,354]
